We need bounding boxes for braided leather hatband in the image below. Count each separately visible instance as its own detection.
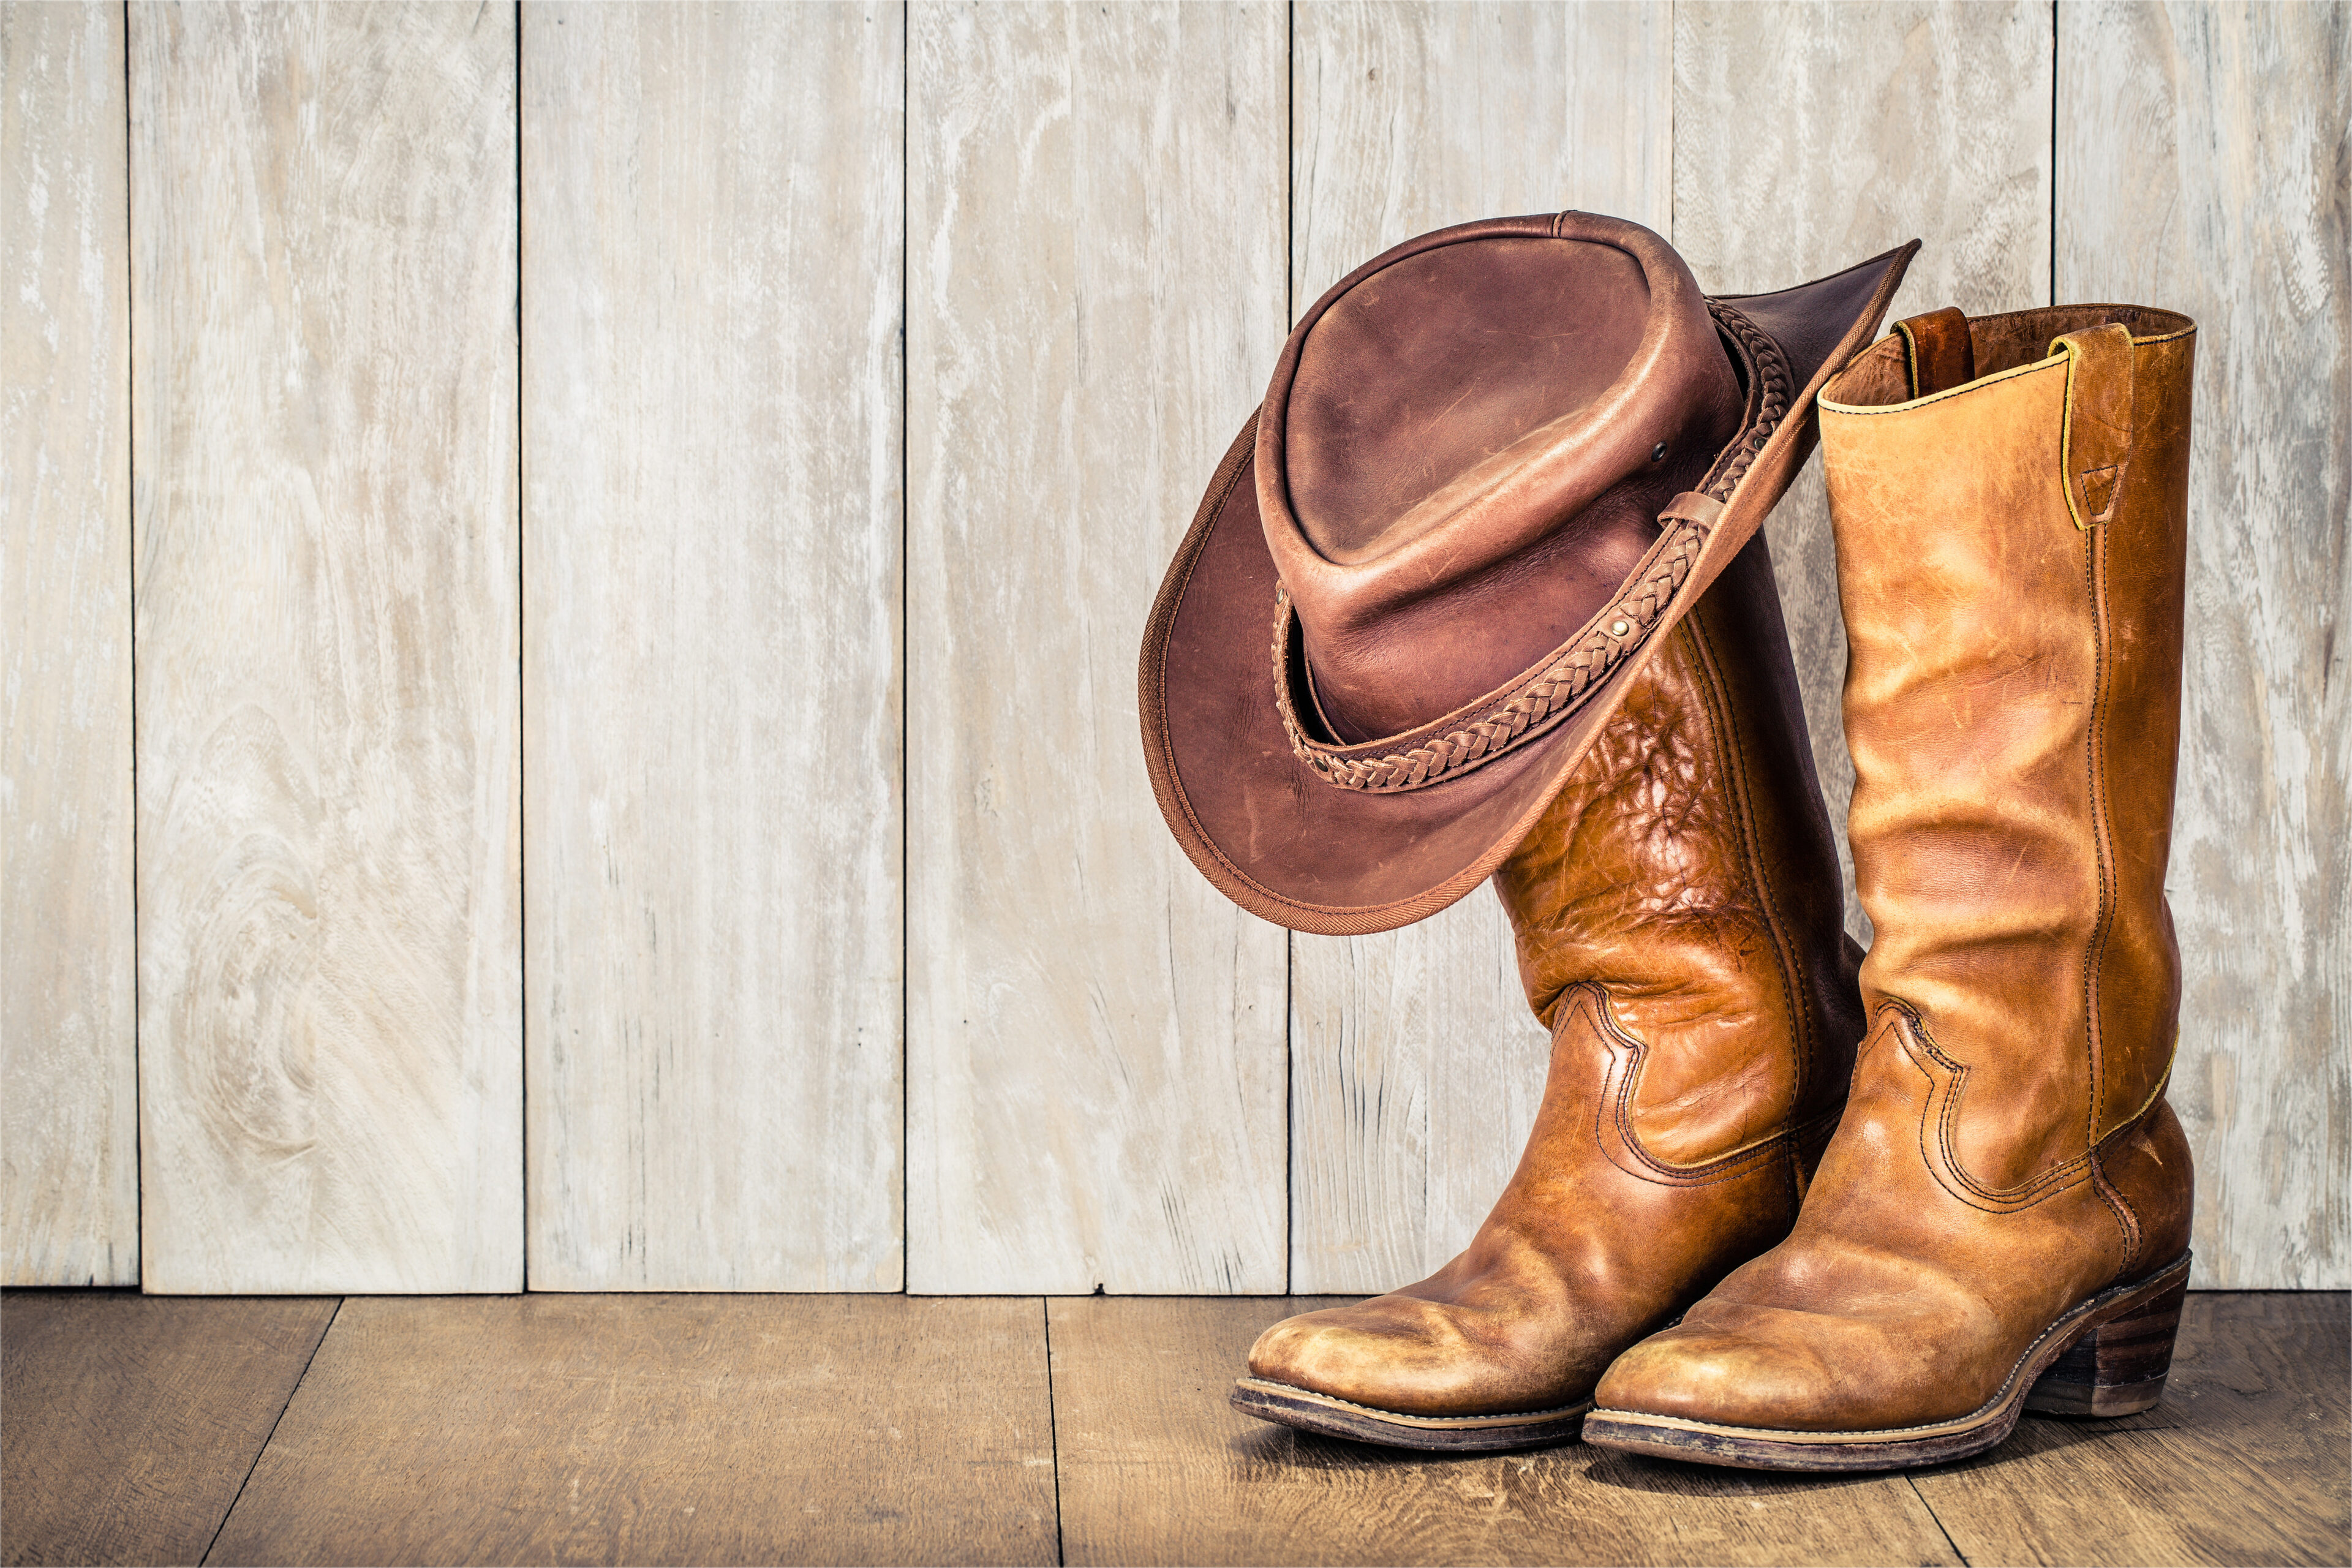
[1271,301,1790,794]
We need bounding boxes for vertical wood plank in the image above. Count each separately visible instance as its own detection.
[906,1,1289,1292]
[130,2,521,1292]
[522,3,904,1291]
[2,1,137,1285]
[1293,1,1672,305]
[1286,1,1672,1294]
[2057,0,2350,1288]
[1673,0,2055,943]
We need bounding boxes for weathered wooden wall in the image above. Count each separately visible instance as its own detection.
[2,0,2343,1294]
[521,3,905,1291]
[905,1,1291,1294]
[4,0,137,1286]
[126,1,522,1293]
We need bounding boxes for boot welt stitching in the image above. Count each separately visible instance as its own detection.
[1237,1378,1594,1427]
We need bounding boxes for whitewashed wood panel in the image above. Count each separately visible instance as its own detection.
[1291,1,1672,303]
[1673,0,2054,943]
[130,1,521,1292]
[2057,0,2350,1289]
[2,1,137,1286]
[906,1,1289,1293]
[522,2,904,1291]
[1286,1,1672,1294]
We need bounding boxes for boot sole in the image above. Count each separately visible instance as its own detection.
[1231,1377,1591,1452]
[1580,1251,2191,1472]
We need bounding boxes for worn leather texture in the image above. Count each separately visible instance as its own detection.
[1265,214,1743,742]
[1244,537,1864,1417]
[1594,304,2198,1434]
[1138,215,1917,933]
[1896,304,1974,398]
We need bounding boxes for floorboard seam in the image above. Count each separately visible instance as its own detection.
[1910,1474,1969,1567]
[1041,1297,1066,1566]
[197,1297,342,1567]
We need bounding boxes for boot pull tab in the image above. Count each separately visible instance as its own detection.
[2051,323,2136,530]
[1895,307,1975,398]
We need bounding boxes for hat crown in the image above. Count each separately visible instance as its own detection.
[1259,212,1742,743]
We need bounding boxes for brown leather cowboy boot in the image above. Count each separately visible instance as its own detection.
[1231,534,1865,1450]
[1586,305,2199,1470]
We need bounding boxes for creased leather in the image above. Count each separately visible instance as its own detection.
[1137,224,1917,933]
[1265,213,1743,741]
[1594,306,2197,1435]
[1243,537,1862,1417]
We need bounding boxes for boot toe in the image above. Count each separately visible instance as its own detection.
[1594,1321,1848,1431]
[1246,1300,1455,1407]
[1246,1297,1535,1416]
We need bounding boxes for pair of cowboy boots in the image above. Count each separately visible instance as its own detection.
[1237,302,2198,1470]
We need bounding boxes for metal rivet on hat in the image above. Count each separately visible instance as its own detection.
[1610,619,1631,636]
[1651,441,1668,462]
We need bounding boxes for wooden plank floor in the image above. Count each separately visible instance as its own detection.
[4,1292,2344,1567]
[0,1294,336,1566]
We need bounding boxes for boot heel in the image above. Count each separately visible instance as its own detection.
[2025,1277,2187,1417]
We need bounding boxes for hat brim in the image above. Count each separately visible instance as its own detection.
[1140,241,1918,936]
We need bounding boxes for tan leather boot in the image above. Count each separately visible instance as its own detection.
[1586,306,2198,1471]
[1231,535,1865,1451]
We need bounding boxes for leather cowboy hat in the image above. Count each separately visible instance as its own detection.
[1139,211,1917,935]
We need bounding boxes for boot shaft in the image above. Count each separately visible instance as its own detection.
[1819,306,2195,1174]
[1493,533,1862,1155]
[1583,306,2200,1466]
